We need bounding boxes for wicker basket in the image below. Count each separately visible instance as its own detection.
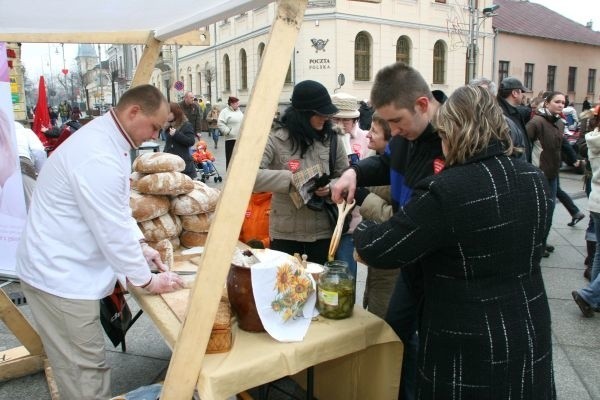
[206,298,232,354]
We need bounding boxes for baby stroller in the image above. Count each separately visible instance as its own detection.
[193,140,223,183]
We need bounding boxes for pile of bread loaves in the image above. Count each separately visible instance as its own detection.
[130,153,220,268]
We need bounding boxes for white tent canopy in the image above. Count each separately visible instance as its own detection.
[0,0,271,44]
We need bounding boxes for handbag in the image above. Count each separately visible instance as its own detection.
[99,282,133,347]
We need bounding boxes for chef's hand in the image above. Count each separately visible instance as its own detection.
[141,243,168,272]
[331,168,357,204]
[143,272,184,294]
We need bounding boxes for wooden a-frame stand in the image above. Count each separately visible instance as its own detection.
[0,289,59,399]
[159,1,308,398]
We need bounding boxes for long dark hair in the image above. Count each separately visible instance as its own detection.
[278,106,334,158]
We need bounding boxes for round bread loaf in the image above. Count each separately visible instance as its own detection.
[180,230,209,248]
[137,172,195,195]
[171,181,220,215]
[148,238,174,270]
[149,235,181,251]
[180,212,214,232]
[138,212,181,242]
[130,190,170,222]
[133,152,185,173]
[130,172,147,191]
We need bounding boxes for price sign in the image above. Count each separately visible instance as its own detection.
[174,81,184,91]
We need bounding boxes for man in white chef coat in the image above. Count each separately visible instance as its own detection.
[16,84,184,400]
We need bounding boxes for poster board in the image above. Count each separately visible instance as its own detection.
[0,42,27,279]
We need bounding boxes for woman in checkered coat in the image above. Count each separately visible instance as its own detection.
[354,86,555,399]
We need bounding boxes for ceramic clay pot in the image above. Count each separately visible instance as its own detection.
[226,264,265,332]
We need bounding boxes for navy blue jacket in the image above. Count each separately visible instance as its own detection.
[353,123,443,211]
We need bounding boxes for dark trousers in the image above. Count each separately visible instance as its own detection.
[544,177,558,247]
[225,139,236,170]
[385,271,419,400]
[556,177,580,217]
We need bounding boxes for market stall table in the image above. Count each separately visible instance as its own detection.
[129,282,403,400]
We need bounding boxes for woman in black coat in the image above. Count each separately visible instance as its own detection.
[354,86,555,399]
[164,102,197,179]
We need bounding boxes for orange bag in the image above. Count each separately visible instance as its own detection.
[239,192,272,248]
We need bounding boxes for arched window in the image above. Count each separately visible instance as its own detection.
[433,40,446,84]
[240,49,248,90]
[257,43,266,73]
[223,54,231,92]
[285,62,292,84]
[196,67,202,96]
[396,36,411,65]
[354,32,371,81]
[258,43,265,61]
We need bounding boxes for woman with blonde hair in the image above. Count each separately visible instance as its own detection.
[354,86,555,398]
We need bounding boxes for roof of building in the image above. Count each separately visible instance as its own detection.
[493,0,600,47]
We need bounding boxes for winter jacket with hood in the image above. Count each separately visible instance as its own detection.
[526,108,564,180]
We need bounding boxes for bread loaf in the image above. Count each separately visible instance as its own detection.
[137,172,194,196]
[171,182,220,215]
[180,230,208,248]
[133,152,185,173]
[130,172,146,191]
[180,212,214,232]
[130,190,170,222]
[148,238,174,270]
[149,235,181,251]
[138,212,181,242]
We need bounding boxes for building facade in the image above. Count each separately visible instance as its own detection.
[151,0,495,107]
[6,43,27,121]
[493,0,600,107]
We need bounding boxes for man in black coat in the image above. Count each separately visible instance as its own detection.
[497,77,532,162]
[179,91,203,136]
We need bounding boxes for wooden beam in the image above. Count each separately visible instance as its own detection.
[160,0,308,398]
[0,347,45,381]
[0,290,44,355]
[44,358,60,400]
[0,31,209,45]
[130,34,163,87]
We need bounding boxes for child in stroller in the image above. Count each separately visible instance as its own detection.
[192,140,217,180]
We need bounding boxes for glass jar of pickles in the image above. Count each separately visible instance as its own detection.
[317,260,355,319]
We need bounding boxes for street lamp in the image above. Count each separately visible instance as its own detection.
[466,2,499,82]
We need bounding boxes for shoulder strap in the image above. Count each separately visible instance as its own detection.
[329,133,337,177]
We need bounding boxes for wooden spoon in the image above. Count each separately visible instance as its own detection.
[327,199,356,261]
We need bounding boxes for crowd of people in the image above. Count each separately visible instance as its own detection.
[8,62,600,399]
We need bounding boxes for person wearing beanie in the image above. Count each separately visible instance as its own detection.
[218,95,244,169]
[330,92,372,278]
[253,80,349,265]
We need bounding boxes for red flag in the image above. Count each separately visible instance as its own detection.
[32,76,50,146]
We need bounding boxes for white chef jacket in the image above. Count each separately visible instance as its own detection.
[16,111,151,300]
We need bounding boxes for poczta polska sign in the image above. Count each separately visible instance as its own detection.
[308,39,331,70]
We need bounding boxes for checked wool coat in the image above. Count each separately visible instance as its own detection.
[354,141,555,399]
